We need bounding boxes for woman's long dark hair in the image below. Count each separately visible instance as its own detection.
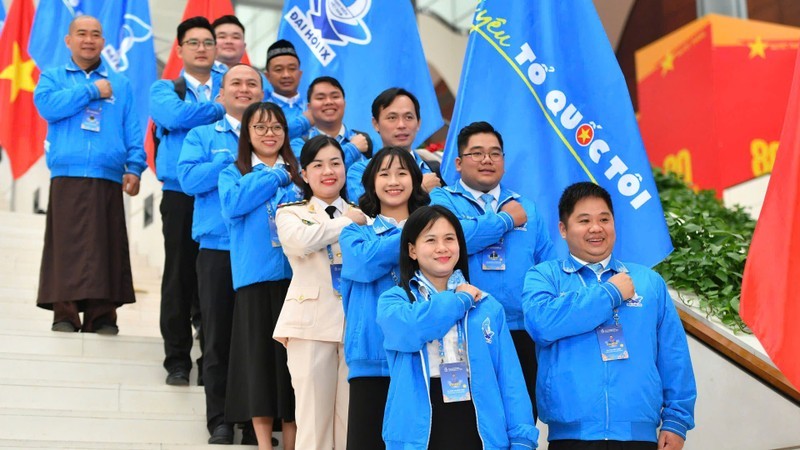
[235,102,303,187]
[299,135,349,201]
[399,205,470,301]
[358,147,429,218]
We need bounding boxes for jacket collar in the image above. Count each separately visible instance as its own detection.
[372,215,400,235]
[561,254,628,274]
[444,181,520,208]
[214,116,238,134]
[409,269,467,301]
[66,58,109,77]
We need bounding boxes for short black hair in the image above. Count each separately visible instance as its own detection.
[307,76,345,102]
[558,182,614,224]
[456,121,504,156]
[177,16,214,44]
[358,147,430,218]
[371,88,420,120]
[299,135,348,201]
[212,15,245,34]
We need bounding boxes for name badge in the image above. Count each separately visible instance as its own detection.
[596,324,629,361]
[330,264,343,298]
[81,107,102,132]
[440,361,471,403]
[481,243,506,271]
[268,214,281,247]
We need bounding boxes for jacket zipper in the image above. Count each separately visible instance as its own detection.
[464,311,486,449]
[421,348,433,448]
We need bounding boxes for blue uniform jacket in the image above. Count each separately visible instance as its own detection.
[346,150,432,204]
[377,274,539,450]
[340,216,402,379]
[523,257,696,443]
[177,118,238,250]
[150,71,225,192]
[34,59,146,182]
[266,92,311,140]
[430,182,556,330]
[218,162,303,290]
[290,125,366,169]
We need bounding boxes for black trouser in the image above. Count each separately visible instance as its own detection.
[549,440,657,450]
[197,249,235,432]
[347,376,390,450]
[160,191,201,373]
[429,377,482,450]
[511,329,538,422]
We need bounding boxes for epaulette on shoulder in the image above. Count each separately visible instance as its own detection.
[278,200,308,208]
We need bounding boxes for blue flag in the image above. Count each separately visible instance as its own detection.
[29,0,156,130]
[0,1,6,35]
[277,0,442,147]
[442,1,672,267]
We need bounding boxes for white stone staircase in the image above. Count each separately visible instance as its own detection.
[0,210,257,449]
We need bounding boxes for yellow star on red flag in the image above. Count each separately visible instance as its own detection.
[0,42,37,102]
[748,36,767,59]
[661,52,675,76]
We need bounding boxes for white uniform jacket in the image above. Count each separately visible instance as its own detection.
[273,199,357,345]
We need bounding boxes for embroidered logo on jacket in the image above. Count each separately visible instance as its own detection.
[625,292,644,307]
[482,317,494,344]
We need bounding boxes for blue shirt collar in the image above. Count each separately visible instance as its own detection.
[561,254,628,274]
[410,269,467,300]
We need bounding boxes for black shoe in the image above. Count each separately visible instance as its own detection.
[240,426,257,445]
[208,423,234,445]
[165,368,190,386]
[95,324,119,335]
[51,321,78,332]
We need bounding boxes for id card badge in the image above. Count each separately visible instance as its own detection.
[81,107,102,132]
[481,243,506,271]
[330,264,343,298]
[596,324,629,361]
[440,361,471,403]
[268,214,281,247]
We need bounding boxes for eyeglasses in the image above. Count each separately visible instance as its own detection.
[181,39,216,50]
[251,124,285,136]
[462,151,504,162]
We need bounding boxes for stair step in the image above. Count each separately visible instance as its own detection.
[0,378,205,416]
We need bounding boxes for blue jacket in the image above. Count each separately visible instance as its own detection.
[430,182,556,330]
[290,125,367,169]
[266,92,311,140]
[346,150,432,204]
[178,118,238,250]
[34,59,146,182]
[340,216,402,379]
[523,257,696,443]
[377,273,539,450]
[218,161,303,290]
[150,72,225,192]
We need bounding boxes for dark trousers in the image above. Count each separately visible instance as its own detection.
[197,249,235,432]
[429,377,482,450]
[548,440,657,450]
[347,376,390,450]
[160,191,201,372]
[511,329,538,422]
[53,299,117,332]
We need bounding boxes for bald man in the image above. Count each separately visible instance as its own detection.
[34,16,145,334]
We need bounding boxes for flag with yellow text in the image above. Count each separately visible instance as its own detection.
[441,0,672,266]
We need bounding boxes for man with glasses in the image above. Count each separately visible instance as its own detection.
[177,63,264,445]
[150,16,225,389]
[430,121,556,421]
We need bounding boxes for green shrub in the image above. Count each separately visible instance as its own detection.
[653,169,755,333]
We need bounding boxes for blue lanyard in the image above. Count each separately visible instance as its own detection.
[326,245,338,265]
[438,321,465,363]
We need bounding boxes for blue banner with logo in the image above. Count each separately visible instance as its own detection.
[441,1,672,267]
[29,0,156,130]
[277,0,443,147]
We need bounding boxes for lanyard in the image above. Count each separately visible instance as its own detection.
[438,321,465,363]
[326,244,337,265]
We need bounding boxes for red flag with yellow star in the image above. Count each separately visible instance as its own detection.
[0,0,47,179]
[636,15,800,194]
